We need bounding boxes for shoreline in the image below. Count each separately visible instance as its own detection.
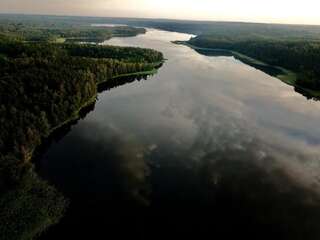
[27,64,162,163]
[48,65,161,137]
[173,41,320,99]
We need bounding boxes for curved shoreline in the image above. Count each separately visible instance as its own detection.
[29,64,163,162]
[173,41,320,99]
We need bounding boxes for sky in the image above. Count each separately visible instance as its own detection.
[1,0,320,25]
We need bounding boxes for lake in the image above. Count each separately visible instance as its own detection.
[37,29,320,239]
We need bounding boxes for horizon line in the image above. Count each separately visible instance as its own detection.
[1,12,320,27]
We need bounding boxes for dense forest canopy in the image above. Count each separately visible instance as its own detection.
[0,40,162,156]
[0,14,146,43]
[0,16,163,240]
[134,20,320,40]
[187,35,320,91]
[4,14,320,40]
[2,13,320,239]
[6,14,317,91]
[115,15,320,93]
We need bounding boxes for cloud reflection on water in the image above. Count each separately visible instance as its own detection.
[38,29,320,239]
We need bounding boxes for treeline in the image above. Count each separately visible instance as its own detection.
[0,40,163,239]
[3,14,320,41]
[65,44,163,63]
[0,18,146,43]
[189,35,320,90]
[138,20,320,39]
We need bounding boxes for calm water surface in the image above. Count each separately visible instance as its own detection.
[37,29,320,239]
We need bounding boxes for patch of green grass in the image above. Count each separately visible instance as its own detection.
[277,68,297,85]
[231,51,268,66]
[54,37,66,43]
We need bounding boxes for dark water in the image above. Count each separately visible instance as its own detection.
[37,29,320,239]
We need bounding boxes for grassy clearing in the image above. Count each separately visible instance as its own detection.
[277,68,297,85]
[54,37,66,43]
[231,51,268,66]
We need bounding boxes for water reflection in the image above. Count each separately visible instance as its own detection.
[194,48,320,101]
[37,29,320,239]
[194,48,283,75]
[98,74,151,93]
[34,73,157,181]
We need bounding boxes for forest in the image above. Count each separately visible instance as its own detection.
[72,15,320,93]
[2,13,320,239]
[4,14,320,40]
[187,35,320,91]
[0,15,146,43]
[19,14,318,92]
[0,30,163,239]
